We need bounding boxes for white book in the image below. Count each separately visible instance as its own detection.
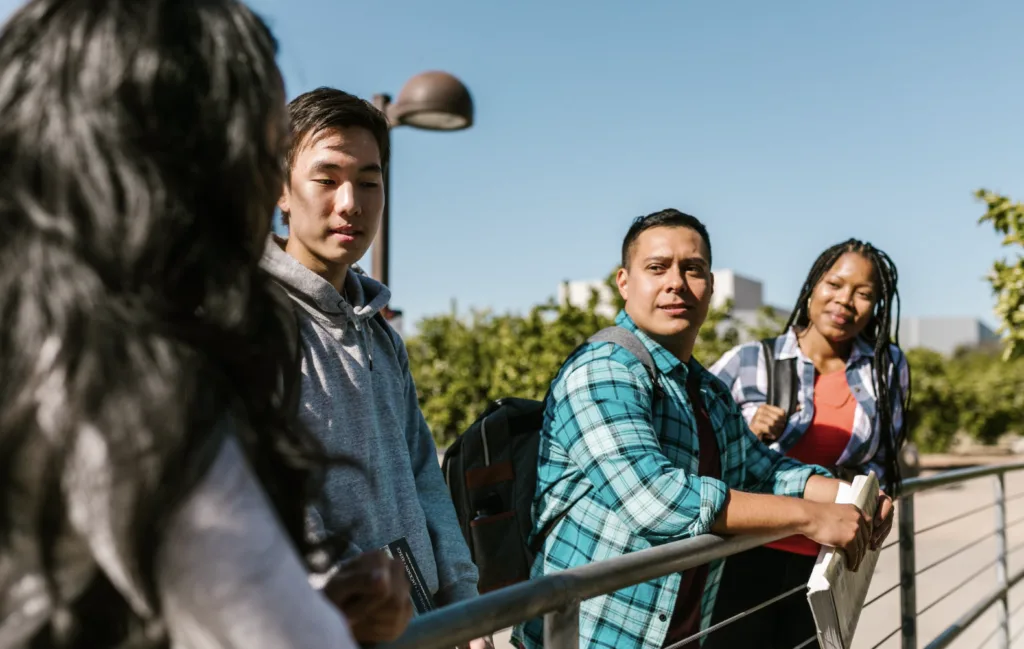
[806,472,881,649]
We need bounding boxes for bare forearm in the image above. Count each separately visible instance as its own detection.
[710,489,811,537]
[802,475,844,504]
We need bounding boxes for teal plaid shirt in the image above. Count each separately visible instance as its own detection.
[512,312,831,649]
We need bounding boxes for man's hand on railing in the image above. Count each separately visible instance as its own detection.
[798,501,872,571]
[322,550,413,643]
[870,491,894,551]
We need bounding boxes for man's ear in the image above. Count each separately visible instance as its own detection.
[615,267,629,303]
[277,184,291,216]
[277,183,291,227]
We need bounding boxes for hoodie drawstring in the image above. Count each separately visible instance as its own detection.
[352,318,375,371]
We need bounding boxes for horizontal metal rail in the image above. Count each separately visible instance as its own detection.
[377,461,1024,649]
[923,564,1024,649]
[380,531,786,649]
[899,461,1024,497]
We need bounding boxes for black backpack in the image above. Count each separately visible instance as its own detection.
[441,326,661,593]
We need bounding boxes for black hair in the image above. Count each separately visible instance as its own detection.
[286,86,390,172]
[281,87,390,226]
[621,208,713,269]
[784,239,910,495]
[0,0,333,646]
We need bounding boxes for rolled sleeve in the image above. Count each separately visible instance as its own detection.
[555,356,728,542]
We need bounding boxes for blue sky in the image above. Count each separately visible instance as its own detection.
[5,0,1022,330]
[250,0,1023,329]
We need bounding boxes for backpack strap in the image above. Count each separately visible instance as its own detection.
[528,326,662,554]
[587,326,662,399]
[760,336,799,417]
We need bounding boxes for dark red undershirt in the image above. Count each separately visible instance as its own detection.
[662,375,723,648]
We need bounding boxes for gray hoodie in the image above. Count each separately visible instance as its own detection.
[261,237,479,605]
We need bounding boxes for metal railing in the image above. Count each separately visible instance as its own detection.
[378,460,1024,649]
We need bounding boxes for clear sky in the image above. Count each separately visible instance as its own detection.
[5,0,1023,329]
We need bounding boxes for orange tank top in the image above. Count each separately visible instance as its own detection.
[767,369,856,556]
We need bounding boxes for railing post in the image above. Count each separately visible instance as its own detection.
[994,474,1010,648]
[543,601,580,649]
[899,494,917,649]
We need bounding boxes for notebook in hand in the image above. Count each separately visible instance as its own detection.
[382,537,437,616]
[806,472,881,649]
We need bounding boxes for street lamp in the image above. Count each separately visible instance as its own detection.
[371,71,474,290]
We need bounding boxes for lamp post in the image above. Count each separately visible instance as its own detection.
[371,71,474,290]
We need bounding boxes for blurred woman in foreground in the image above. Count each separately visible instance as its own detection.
[0,1,408,647]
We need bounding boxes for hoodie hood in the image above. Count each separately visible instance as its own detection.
[260,235,391,326]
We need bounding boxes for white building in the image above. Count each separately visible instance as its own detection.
[899,317,999,356]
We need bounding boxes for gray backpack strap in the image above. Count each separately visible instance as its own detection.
[587,326,662,397]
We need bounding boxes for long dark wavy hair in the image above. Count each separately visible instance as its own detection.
[783,239,910,495]
[0,0,333,646]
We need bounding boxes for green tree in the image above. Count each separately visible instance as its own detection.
[744,305,791,343]
[904,348,960,452]
[412,268,758,446]
[976,189,1024,360]
[407,298,614,446]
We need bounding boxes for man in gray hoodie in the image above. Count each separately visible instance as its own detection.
[262,87,484,646]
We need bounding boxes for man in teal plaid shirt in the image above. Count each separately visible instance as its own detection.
[513,210,895,649]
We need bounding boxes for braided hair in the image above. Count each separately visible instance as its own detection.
[784,239,910,495]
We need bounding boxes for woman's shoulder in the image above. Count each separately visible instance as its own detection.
[707,338,769,382]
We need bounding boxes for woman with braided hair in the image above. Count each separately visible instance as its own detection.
[702,239,910,648]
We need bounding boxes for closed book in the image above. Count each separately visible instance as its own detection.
[382,537,437,616]
[806,472,881,649]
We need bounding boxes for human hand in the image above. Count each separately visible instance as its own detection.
[323,550,413,643]
[749,405,790,442]
[871,491,894,550]
[800,501,872,571]
[458,636,495,649]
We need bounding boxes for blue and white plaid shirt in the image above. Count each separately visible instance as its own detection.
[708,328,910,483]
[512,312,830,649]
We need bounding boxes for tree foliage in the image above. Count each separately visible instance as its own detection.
[409,270,787,446]
[409,242,1024,451]
[905,347,1024,452]
[977,189,1024,360]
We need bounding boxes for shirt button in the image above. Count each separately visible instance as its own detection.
[659,614,668,622]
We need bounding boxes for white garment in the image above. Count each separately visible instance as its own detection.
[0,428,357,649]
[157,435,357,649]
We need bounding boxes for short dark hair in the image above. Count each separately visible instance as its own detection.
[286,87,390,174]
[621,209,712,269]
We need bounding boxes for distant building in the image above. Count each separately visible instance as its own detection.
[558,280,618,319]
[557,270,790,343]
[899,317,1000,356]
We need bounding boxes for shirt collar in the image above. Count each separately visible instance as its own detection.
[777,326,876,363]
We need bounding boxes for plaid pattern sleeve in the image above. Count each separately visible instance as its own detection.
[553,354,730,542]
[709,331,910,486]
[707,341,764,424]
[512,313,834,649]
[733,406,832,496]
